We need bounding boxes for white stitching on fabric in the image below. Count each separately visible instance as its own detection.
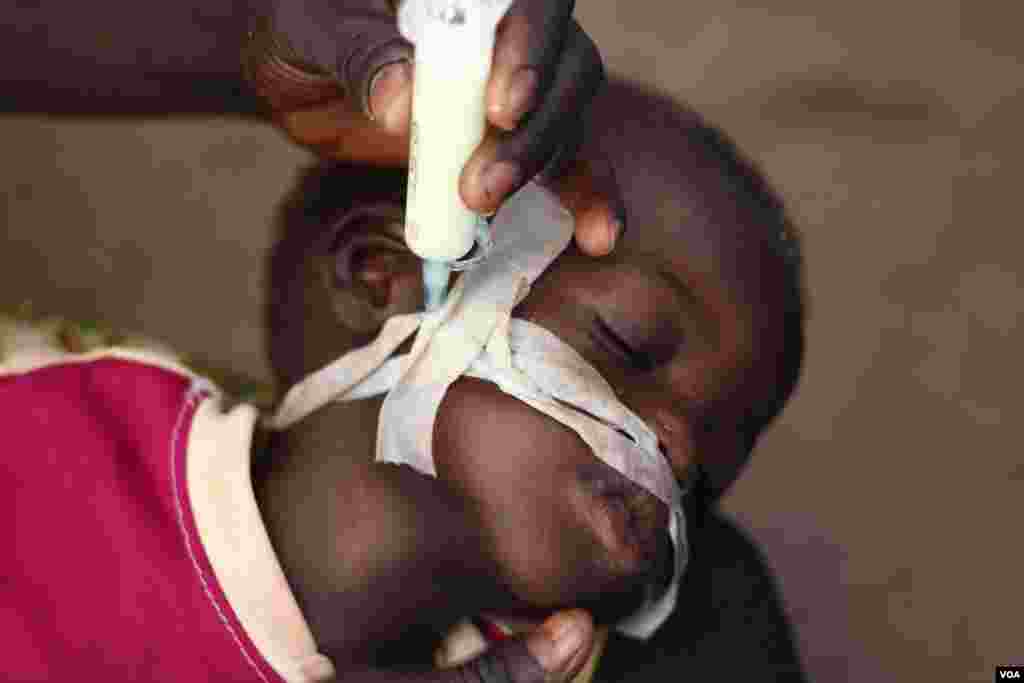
[170,382,273,683]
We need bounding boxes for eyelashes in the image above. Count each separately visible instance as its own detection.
[592,316,655,372]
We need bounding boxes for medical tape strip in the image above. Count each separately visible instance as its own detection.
[264,314,422,430]
[266,183,686,639]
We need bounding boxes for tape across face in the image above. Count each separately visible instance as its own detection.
[267,182,687,639]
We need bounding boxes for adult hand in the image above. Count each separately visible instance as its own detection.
[245,0,625,256]
[353,609,595,682]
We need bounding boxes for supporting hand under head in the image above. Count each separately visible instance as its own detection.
[404,609,595,683]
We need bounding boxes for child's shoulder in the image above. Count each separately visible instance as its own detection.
[0,302,277,410]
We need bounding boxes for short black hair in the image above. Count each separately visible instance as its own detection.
[683,122,806,450]
[671,120,806,512]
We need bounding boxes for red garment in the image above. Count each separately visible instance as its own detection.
[2,358,285,682]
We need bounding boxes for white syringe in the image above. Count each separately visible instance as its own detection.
[398,0,514,311]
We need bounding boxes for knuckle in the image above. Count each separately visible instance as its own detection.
[572,22,605,85]
[343,35,411,96]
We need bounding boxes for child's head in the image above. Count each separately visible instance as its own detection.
[266,79,804,621]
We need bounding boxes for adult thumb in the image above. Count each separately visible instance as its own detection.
[270,3,413,126]
[440,610,595,683]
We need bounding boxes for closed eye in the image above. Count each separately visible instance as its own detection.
[592,316,655,372]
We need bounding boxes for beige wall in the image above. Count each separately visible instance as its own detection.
[2,1,1018,681]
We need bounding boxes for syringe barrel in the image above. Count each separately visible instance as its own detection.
[402,8,495,262]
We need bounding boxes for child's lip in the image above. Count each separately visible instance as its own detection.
[474,613,542,639]
[473,615,515,641]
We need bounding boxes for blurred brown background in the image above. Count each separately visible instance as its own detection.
[1,1,1019,680]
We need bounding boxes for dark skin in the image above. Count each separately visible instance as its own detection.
[3,1,806,677]
[3,1,622,679]
[262,77,807,678]
[254,165,674,668]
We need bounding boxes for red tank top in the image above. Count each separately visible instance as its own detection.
[1,357,286,682]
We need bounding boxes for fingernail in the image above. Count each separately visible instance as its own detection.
[369,61,412,133]
[528,615,586,676]
[603,217,622,254]
[482,161,522,204]
[503,68,538,125]
[551,619,585,673]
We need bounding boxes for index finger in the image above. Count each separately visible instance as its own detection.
[486,0,575,131]
[545,155,627,257]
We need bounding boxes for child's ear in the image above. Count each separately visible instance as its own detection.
[324,227,430,332]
